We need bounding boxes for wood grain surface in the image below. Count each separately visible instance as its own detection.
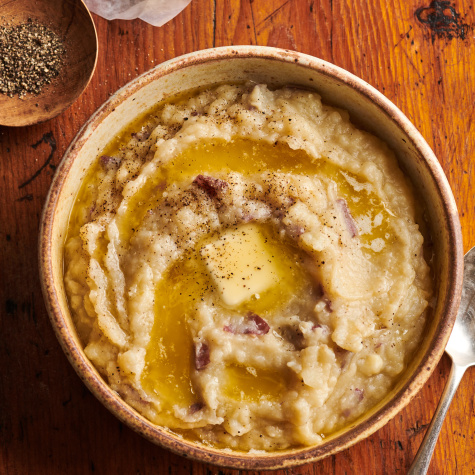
[1,0,474,473]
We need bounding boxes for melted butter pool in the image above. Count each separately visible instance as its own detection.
[223,365,290,402]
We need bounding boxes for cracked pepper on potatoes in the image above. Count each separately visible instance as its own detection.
[64,84,432,450]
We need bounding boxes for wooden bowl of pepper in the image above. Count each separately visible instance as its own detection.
[0,0,97,127]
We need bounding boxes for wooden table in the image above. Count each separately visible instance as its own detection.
[1,1,474,473]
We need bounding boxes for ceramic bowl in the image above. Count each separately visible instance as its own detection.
[39,46,463,470]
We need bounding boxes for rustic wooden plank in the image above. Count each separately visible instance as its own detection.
[0,0,474,473]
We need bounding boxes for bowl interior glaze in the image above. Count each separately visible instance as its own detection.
[39,46,463,470]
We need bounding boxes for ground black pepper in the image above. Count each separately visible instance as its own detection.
[0,18,65,98]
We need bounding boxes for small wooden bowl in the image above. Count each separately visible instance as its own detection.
[0,0,97,127]
[39,46,464,470]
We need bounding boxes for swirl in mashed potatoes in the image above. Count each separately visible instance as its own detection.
[64,83,432,451]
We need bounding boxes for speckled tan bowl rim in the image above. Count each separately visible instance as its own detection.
[39,45,464,470]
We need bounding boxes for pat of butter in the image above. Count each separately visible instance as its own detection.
[200,225,280,307]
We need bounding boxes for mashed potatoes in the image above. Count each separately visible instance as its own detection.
[64,83,432,451]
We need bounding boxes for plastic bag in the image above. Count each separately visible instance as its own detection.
[83,0,192,27]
